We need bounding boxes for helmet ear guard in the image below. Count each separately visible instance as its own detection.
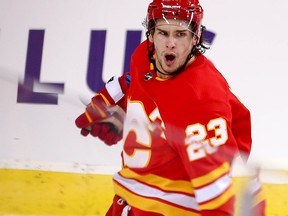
[196,25,211,54]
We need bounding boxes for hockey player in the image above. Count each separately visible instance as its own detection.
[75,0,265,215]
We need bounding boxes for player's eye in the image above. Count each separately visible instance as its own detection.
[158,30,167,36]
[176,31,187,37]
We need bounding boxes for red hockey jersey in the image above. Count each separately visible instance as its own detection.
[109,41,261,215]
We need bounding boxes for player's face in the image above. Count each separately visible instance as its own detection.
[149,19,198,78]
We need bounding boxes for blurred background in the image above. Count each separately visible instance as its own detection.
[1,0,288,215]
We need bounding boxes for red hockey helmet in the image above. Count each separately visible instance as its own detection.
[145,0,204,36]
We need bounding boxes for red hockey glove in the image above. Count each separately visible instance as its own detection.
[80,122,123,145]
[75,93,125,145]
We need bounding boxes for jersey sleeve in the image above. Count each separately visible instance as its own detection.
[97,72,130,110]
[164,101,237,215]
[228,88,252,159]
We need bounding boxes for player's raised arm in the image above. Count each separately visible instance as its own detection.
[75,72,130,145]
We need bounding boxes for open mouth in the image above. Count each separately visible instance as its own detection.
[165,54,176,65]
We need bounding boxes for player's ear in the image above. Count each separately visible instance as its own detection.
[192,34,198,46]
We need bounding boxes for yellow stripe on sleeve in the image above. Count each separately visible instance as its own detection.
[192,162,230,188]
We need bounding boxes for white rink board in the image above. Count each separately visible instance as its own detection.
[1,0,288,173]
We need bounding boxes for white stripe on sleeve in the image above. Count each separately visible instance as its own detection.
[106,76,125,103]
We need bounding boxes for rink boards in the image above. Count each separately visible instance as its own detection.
[0,166,288,216]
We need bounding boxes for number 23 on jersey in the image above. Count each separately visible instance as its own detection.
[185,117,228,161]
